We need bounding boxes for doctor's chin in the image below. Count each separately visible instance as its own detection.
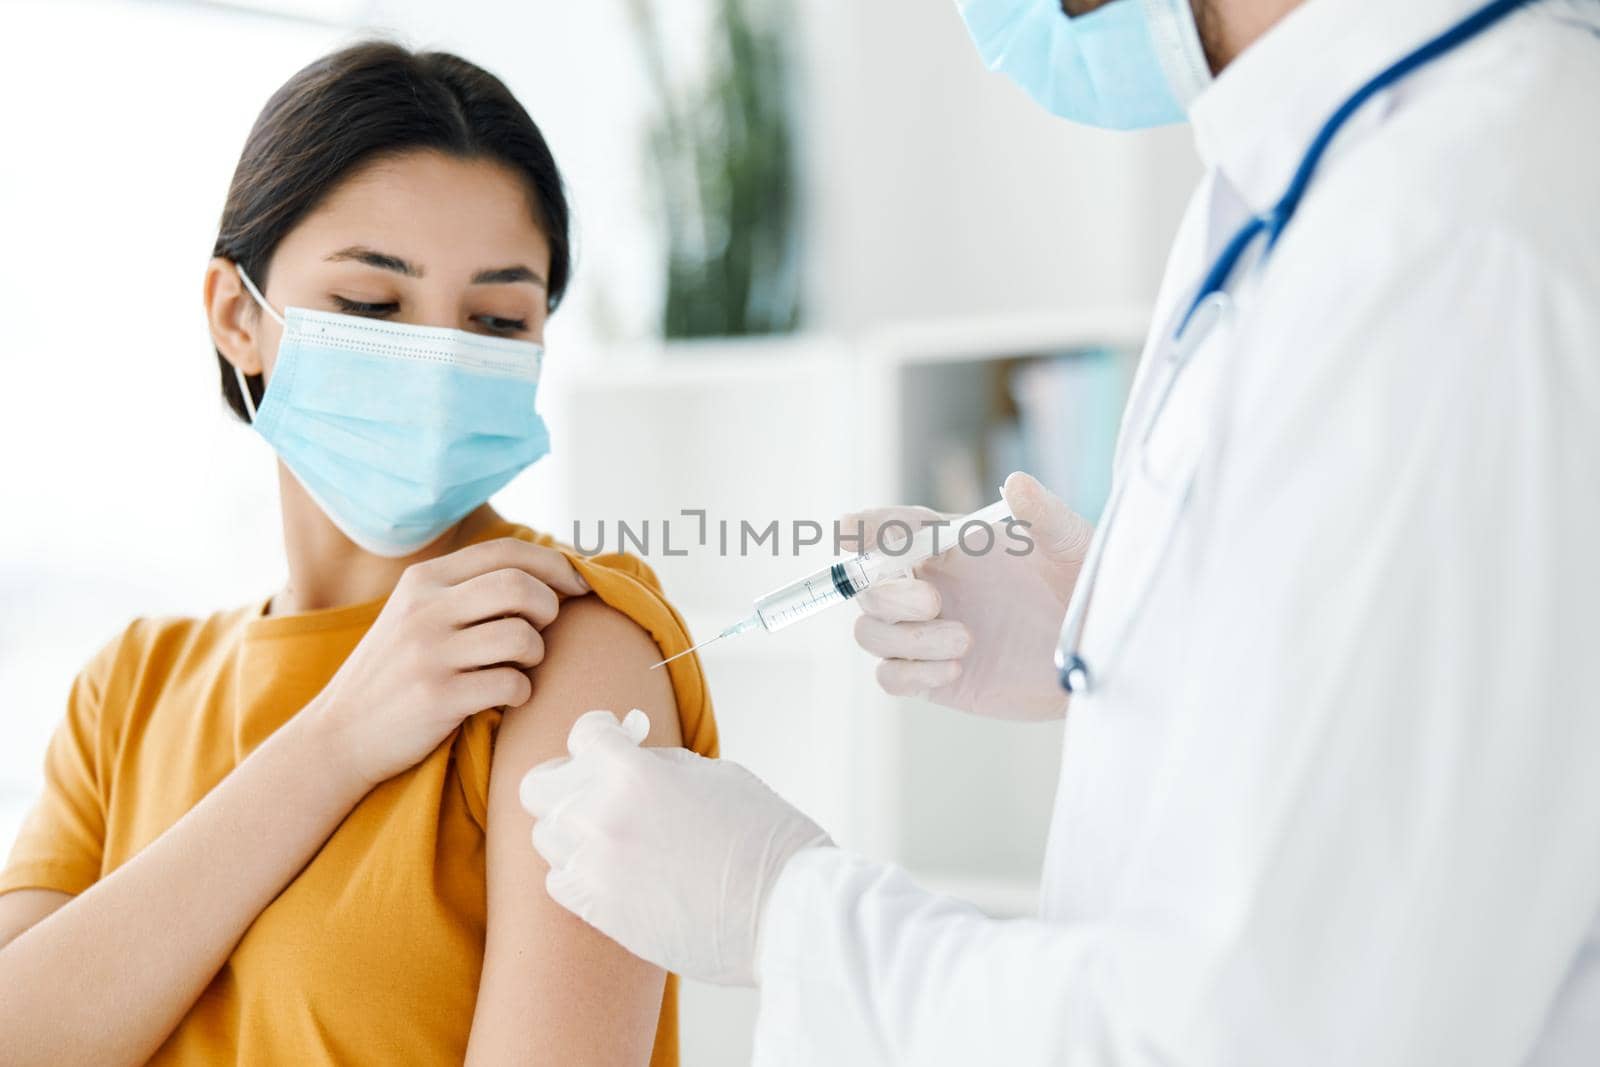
[2,0,1596,1064]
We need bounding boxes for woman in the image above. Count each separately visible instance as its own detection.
[0,41,716,1066]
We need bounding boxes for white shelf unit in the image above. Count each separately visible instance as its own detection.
[852,304,1149,913]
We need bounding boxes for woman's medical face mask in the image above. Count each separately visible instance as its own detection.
[233,263,551,558]
[958,0,1211,129]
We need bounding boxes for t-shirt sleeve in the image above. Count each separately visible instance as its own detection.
[0,629,126,897]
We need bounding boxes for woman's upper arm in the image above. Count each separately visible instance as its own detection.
[466,594,682,1067]
[0,631,124,920]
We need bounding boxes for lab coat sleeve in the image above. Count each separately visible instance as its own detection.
[751,223,1600,1066]
[753,847,1163,1066]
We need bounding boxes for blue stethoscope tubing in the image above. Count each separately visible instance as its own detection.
[1054,0,1540,696]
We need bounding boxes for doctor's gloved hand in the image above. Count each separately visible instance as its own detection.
[520,710,832,987]
[847,471,1091,720]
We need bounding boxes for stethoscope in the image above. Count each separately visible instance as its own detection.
[1054,0,1538,695]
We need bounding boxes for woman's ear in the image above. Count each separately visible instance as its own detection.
[203,256,266,376]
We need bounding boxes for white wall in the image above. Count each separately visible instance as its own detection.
[0,0,347,838]
[354,0,1202,340]
[793,0,1198,333]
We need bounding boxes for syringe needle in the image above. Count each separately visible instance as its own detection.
[650,614,760,670]
[650,633,725,670]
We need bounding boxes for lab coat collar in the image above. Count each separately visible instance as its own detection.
[1187,0,1487,213]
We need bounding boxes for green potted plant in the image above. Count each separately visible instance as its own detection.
[626,0,802,338]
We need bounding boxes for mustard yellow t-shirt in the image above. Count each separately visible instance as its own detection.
[0,519,717,1065]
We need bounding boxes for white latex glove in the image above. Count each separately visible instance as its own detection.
[519,709,832,986]
[846,471,1092,720]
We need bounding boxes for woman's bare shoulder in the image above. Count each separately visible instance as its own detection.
[501,594,683,750]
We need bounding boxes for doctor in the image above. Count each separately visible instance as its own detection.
[522,0,1600,1062]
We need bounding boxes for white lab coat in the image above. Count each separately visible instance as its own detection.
[751,0,1600,1063]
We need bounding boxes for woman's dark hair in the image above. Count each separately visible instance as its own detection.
[212,40,571,421]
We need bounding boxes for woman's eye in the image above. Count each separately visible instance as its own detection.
[476,315,529,335]
[332,295,398,317]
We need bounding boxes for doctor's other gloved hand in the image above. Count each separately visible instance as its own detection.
[847,471,1092,720]
[520,709,831,987]
[309,537,589,791]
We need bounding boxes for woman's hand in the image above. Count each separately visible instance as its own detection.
[0,537,588,1066]
[310,537,590,791]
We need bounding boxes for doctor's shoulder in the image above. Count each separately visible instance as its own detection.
[1238,14,1600,396]
[1322,5,1599,273]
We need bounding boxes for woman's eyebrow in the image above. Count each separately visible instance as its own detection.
[324,244,422,277]
[471,264,547,289]
[323,245,545,289]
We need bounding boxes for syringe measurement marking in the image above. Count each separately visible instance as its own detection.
[765,577,841,626]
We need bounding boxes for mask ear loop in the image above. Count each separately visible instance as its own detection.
[231,263,285,423]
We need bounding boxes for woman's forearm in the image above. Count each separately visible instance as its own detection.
[0,701,369,1067]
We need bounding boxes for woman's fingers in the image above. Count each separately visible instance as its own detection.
[449,616,546,670]
[853,615,970,661]
[447,665,533,713]
[448,567,561,629]
[420,537,590,596]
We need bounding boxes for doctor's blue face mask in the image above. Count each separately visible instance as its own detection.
[233,263,551,558]
[958,0,1211,129]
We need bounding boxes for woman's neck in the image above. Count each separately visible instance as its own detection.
[269,463,502,615]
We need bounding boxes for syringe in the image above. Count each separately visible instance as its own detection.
[651,500,1013,669]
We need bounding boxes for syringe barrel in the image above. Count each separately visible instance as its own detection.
[751,557,871,632]
[746,501,1012,635]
